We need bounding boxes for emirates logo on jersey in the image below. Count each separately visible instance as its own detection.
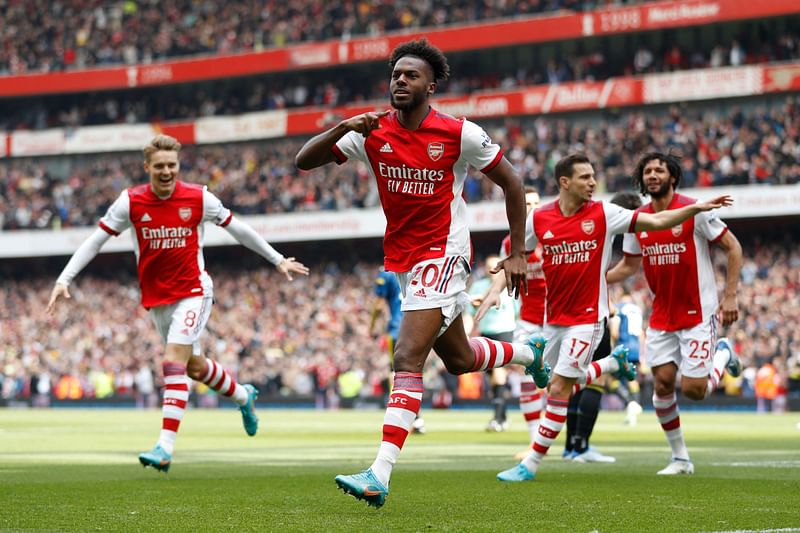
[581,219,595,235]
[178,207,192,221]
[427,142,444,161]
[671,224,683,237]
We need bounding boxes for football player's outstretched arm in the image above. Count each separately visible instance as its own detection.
[47,229,112,315]
[634,195,733,232]
[223,217,309,281]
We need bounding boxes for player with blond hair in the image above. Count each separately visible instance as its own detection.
[47,134,309,472]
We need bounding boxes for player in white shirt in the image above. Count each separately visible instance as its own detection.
[608,152,743,475]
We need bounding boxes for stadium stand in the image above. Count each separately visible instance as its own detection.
[2,23,798,130]
[1,0,798,409]
[1,0,648,74]
[1,96,797,230]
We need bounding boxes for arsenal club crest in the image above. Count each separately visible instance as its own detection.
[427,142,444,161]
[671,224,683,237]
[581,219,595,235]
[179,207,192,221]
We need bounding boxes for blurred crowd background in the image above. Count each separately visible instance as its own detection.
[2,237,798,411]
[2,96,798,231]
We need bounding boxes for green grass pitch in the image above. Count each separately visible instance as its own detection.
[1,408,798,532]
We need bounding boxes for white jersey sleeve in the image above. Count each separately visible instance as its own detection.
[99,191,132,235]
[460,120,502,173]
[524,212,538,250]
[695,209,728,242]
[603,201,636,236]
[202,188,233,226]
[56,228,112,286]
[622,233,642,255]
[334,130,367,164]
[224,217,285,266]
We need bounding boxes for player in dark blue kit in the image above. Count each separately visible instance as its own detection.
[371,268,426,434]
[372,269,403,359]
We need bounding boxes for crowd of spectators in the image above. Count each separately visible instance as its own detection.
[3,27,798,131]
[1,241,798,408]
[0,0,644,75]
[1,262,391,405]
[1,97,798,231]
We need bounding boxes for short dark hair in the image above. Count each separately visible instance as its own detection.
[389,39,450,82]
[524,185,539,194]
[633,152,682,195]
[610,191,643,210]
[554,153,591,187]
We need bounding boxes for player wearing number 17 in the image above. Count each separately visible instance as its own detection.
[46,134,309,472]
[296,39,549,508]
[495,153,734,483]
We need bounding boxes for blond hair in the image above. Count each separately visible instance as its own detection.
[143,134,182,162]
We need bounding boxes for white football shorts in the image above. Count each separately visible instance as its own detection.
[543,321,606,379]
[150,296,213,355]
[513,319,544,344]
[396,256,471,337]
[644,316,717,379]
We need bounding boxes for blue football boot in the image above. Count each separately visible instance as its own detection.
[240,384,259,436]
[524,335,551,388]
[138,444,171,473]
[335,468,389,509]
[497,463,536,482]
[716,337,742,378]
[611,345,637,382]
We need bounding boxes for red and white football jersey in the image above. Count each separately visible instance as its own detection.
[623,193,728,331]
[99,180,233,309]
[501,235,546,325]
[525,200,637,327]
[333,108,502,272]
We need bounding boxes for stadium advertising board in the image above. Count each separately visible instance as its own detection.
[63,125,156,154]
[585,0,725,36]
[0,0,796,97]
[643,65,763,103]
[763,64,800,92]
[2,186,797,258]
[194,111,289,144]
[10,129,66,157]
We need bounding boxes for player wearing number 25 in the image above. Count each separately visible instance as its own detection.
[47,134,309,473]
[607,152,743,476]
